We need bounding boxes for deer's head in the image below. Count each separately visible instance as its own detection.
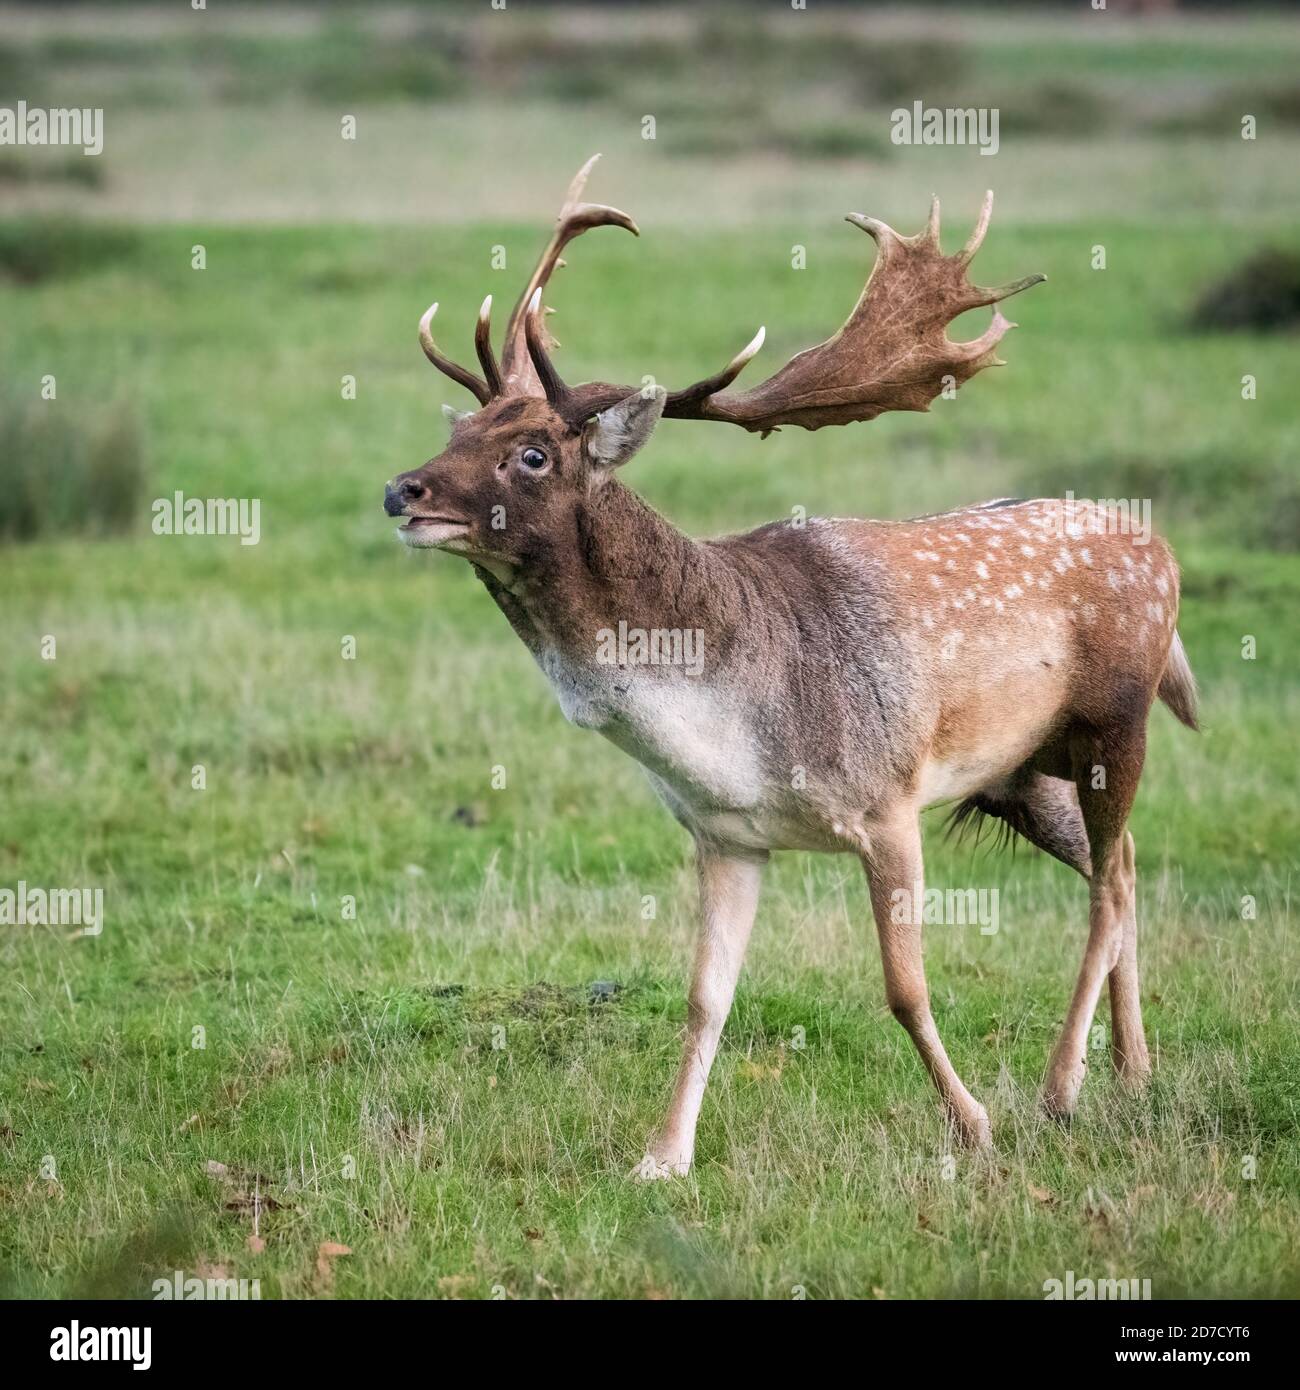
[384,155,1044,573]
[384,337,670,568]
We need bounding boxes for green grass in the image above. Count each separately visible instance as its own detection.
[1,2,1298,1302]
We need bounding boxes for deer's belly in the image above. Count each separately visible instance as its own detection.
[648,787,848,853]
[540,651,765,811]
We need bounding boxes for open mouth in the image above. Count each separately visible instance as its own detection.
[397,516,470,549]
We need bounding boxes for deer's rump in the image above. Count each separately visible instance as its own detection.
[821,498,1193,805]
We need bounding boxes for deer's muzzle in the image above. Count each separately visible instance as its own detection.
[384,477,428,516]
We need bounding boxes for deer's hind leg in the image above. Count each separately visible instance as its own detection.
[1042,723,1147,1118]
[1104,828,1149,1087]
[862,810,991,1149]
[955,763,1148,1089]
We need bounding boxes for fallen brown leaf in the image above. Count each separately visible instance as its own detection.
[313,1240,352,1291]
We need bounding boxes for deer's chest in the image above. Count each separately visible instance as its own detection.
[538,648,765,812]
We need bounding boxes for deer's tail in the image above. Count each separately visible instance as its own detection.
[1158,630,1199,731]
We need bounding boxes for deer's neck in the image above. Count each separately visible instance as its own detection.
[478,479,712,666]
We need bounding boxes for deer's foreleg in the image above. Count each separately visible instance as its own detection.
[635,847,763,1180]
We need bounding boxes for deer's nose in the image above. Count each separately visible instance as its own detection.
[384,477,428,516]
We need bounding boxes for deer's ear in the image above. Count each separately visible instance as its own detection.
[583,386,667,469]
[443,403,475,429]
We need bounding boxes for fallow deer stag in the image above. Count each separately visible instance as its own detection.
[384,156,1198,1175]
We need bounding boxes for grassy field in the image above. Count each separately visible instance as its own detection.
[1,4,1298,1300]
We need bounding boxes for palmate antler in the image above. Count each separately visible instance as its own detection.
[419,157,1044,434]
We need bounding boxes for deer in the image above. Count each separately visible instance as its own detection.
[383,156,1199,1177]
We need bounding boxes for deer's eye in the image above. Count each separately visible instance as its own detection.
[520,447,548,471]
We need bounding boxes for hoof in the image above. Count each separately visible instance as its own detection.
[630,1152,690,1182]
[1041,1081,1081,1122]
[954,1105,992,1151]
[1042,1098,1075,1129]
[1043,1056,1086,1120]
[1113,1051,1151,1093]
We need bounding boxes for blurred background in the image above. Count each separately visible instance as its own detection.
[1,2,1298,1299]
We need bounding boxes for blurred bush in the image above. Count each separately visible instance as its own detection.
[849,38,969,103]
[1189,248,1300,332]
[0,151,106,189]
[997,82,1109,136]
[0,391,147,543]
[0,220,141,285]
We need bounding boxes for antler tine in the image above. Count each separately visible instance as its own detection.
[966,272,1048,310]
[419,302,491,405]
[954,306,1015,364]
[554,324,768,430]
[499,154,639,396]
[665,327,766,413]
[523,288,570,409]
[474,295,502,397]
[846,212,904,254]
[957,189,995,266]
[925,194,941,248]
